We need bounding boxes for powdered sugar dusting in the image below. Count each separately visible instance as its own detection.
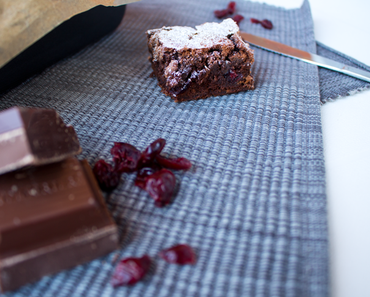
[147,19,240,50]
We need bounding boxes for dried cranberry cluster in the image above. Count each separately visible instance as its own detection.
[250,18,273,30]
[93,138,192,207]
[111,244,196,287]
[214,1,273,29]
[214,1,244,25]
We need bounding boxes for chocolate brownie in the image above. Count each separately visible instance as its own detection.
[146,18,255,102]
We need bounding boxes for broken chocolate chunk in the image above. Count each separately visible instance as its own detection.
[0,158,118,293]
[0,107,81,175]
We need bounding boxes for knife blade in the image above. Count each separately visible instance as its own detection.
[240,32,370,83]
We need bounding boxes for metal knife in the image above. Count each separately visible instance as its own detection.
[240,32,370,83]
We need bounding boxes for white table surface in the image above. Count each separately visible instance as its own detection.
[252,1,370,296]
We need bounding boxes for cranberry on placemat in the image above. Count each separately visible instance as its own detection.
[111,255,151,287]
[144,169,176,207]
[135,163,162,190]
[139,138,166,167]
[232,14,244,25]
[159,244,196,265]
[93,159,121,191]
[111,142,141,173]
[156,155,192,170]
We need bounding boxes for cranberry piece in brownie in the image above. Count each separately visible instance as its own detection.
[146,18,255,102]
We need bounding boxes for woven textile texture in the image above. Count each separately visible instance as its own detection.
[0,0,332,296]
[316,41,370,103]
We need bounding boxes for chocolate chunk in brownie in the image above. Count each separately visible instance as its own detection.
[146,18,255,102]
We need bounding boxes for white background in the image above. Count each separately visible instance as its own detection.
[250,1,370,296]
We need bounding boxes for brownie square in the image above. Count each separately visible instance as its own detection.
[146,18,255,102]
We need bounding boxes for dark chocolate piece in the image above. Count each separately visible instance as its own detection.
[0,107,81,175]
[0,158,118,293]
[146,18,255,102]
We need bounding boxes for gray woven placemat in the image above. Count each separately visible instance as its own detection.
[0,0,338,296]
[316,41,370,103]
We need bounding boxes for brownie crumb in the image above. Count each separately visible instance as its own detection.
[146,18,255,102]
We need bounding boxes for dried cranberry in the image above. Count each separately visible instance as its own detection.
[159,244,196,265]
[135,163,162,190]
[250,18,273,29]
[260,19,273,29]
[232,14,244,25]
[228,69,242,82]
[156,155,192,170]
[111,142,141,173]
[214,1,236,18]
[227,1,236,14]
[250,18,261,24]
[229,70,238,79]
[214,9,229,19]
[144,169,176,207]
[111,255,151,287]
[139,138,166,167]
[93,159,121,191]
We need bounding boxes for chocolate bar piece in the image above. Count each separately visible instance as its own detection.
[0,158,118,293]
[0,107,81,175]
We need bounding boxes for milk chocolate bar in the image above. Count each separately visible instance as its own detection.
[0,158,118,293]
[0,107,81,175]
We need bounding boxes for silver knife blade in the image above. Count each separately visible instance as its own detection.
[240,32,370,83]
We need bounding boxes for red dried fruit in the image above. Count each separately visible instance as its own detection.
[232,14,244,25]
[111,255,151,287]
[250,17,261,24]
[229,69,238,79]
[111,142,141,173]
[156,155,192,170]
[93,159,121,191]
[214,9,229,18]
[260,19,273,29]
[250,18,273,29]
[135,163,162,190]
[139,138,166,167]
[227,1,236,14]
[144,169,176,207]
[214,1,236,18]
[228,69,242,82]
[159,244,196,265]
